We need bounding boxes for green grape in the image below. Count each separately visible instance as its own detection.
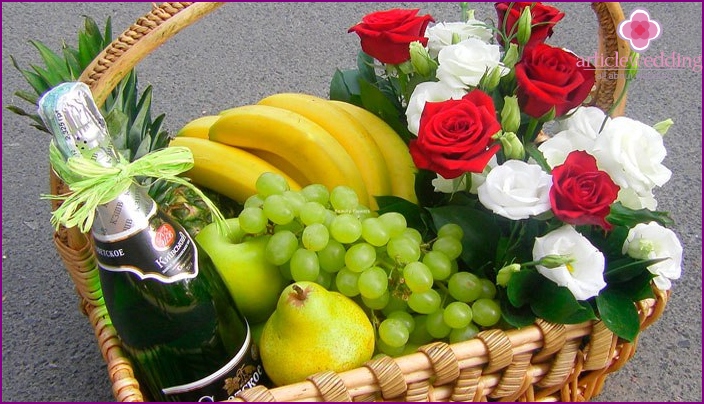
[329,213,362,244]
[255,172,289,197]
[381,294,409,316]
[300,201,328,225]
[426,309,452,339]
[302,223,329,252]
[243,194,264,209]
[479,278,497,299]
[354,205,374,220]
[238,207,268,234]
[300,183,329,205]
[265,230,299,265]
[378,318,410,348]
[378,212,407,237]
[262,194,295,225]
[407,289,441,314]
[386,235,421,264]
[273,220,304,234]
[386,311,415,333]
[447,272,482,303]
[361,217,390,247]
[278,261,292,281]
[335,268,361,297]
[437,223,464,241]
[317,239,346,273]
[282,190,306,216]
[402,262,433,293]
[472,299,502,327]
[289,248,320,282]
[376,338,405,357]
[422,250,453,281]
[357,266,388,299]
[361,290,390,310]
[442,301,473,329]
[314,270,333,289]
[344,242,377,272]
[432,236,463,261]
[402,227,423,245]
[330,185,359,213]
[408,315,434,345]
[449,323,480,344]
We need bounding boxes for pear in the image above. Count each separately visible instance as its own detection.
[259,281,375,386]
[196,218,287,324]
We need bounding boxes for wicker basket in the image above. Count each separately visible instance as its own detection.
[49,2,670,402]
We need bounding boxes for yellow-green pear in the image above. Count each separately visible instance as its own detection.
[196,218,287,324]
[259,281,375,386]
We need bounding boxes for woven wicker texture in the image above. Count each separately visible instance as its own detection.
[47,2,669,402]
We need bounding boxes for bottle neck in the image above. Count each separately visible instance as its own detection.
[92,183,157,241]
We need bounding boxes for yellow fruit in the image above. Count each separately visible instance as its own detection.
[211,104,369,206]
[257,93,392,209]
[169,136,301,203]
[260,282,375,386]
[328,100,418,204]
[175,115,220,139]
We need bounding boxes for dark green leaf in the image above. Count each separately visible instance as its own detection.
[427,204,500,271]
[329,69,363,105]
[413,169,449,208]
[14,90,39,105]
[606,202,675,228]
[506,269,542,307]
[358,79,412,143]
[596,288,640,341]
[530,280,588,323]
[30,40,71,80]
[562,300,597,324]
[499,288,536,328]
[10,55,49,95]
[605,257,667,283]
[356,51,377,84]
[609,270,656,302]
[524,142,552,173]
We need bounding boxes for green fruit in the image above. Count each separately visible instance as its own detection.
[196,218,288,324]
[259,281,375,386]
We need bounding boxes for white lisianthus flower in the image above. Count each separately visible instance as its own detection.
[436,38,509,89]
[432,156,497,194]
[477,160,552,220]
[405,81,466,135]
[622,221,683,290]
[591,116,672,209]
[539,106,607,168]
[425,21,493,58]
[533,225,607,301]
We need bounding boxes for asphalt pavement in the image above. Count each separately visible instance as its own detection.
[2,2,701,402]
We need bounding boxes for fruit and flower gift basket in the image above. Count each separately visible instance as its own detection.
[9,1,682,402]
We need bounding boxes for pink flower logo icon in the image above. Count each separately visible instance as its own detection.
[618,9,661,51]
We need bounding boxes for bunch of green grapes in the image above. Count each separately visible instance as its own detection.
[239,172,502,356]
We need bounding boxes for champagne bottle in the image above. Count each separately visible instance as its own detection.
[39,82,266,402]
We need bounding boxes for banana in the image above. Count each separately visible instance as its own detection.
[328,100,418,204]
[247,148,311,188]
[175,115,220,139]
[210,104,370,207]
[169,136,302,204]
[256,93,392,209]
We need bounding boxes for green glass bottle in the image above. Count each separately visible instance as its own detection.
[40,82,266,401]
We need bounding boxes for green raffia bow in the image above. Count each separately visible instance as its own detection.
[44,142,227,235]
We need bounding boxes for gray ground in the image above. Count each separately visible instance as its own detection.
[2,2,701,402]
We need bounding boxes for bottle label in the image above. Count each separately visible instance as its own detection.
[161,325,267,402]
[93,208,198,283]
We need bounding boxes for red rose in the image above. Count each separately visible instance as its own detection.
[494,2,564,47]
[515,43,596,118]
[550,151,620,230]
[348,9,434,65]
[409,90,501,179]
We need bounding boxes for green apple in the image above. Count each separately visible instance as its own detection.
[196,218,288,324]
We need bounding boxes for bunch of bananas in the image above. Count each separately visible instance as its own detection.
[170,93,417,209]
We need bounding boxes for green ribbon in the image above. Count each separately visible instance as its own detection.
[44,142,227,235]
